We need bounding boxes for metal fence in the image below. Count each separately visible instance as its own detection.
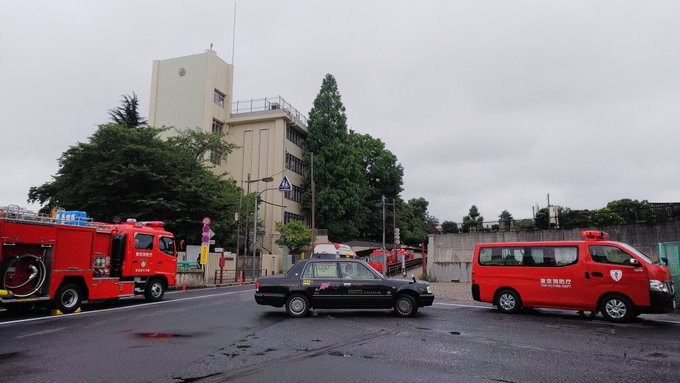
[232,96,308,127]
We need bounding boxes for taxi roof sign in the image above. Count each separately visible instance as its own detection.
[278,176,292,192]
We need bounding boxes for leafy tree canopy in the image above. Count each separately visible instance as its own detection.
[462,205,484,233]
[441,220,459,234]
[274,221,314,255]
[28,124,240,245]
[301,74,366,241]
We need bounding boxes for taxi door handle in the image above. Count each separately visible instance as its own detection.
[343,283,352,287]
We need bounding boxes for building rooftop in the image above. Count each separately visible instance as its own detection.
[232,96,308,128]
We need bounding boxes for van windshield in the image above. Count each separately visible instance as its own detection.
[618,243,654,264]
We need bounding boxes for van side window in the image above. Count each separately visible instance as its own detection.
[589,246,632,265]
[479,246,577,267]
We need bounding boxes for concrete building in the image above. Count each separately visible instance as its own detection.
[149,49,309,259]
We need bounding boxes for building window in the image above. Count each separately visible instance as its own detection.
[212,118,224,135]
[285,185,302,203]
[210,119,224,165]
[214,89,225,108]
[284,212,305,224]
[285,153,306,175]
[286,125,305,148]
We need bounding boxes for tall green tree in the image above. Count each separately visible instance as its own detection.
[441,220,459,234]
[28,124,240,245]
[350,132,404,240]
[498,210,514,231]
[462,205,484,233]
[397,198,433,246]
[109,93,147,129]
[302,74,363,241]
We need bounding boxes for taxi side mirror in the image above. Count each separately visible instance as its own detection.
[629,258,641,267]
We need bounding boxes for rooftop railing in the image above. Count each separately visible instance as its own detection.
[232,96,308,127]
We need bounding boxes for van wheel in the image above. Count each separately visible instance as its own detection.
[600,294,633,322]
[495,289,522,314]
[285,294,310,317]
[394,294,418,317]
[144,279,165,302]
[54,283,83,314]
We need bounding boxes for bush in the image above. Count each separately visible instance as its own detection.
[420,273,437,283]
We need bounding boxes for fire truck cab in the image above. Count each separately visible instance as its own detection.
[0,207,177,314]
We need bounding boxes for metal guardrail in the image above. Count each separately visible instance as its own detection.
[212,269,270,284]
[387,258,423,276]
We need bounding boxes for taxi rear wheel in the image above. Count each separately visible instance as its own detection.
[285,294,310,318]
[394,294,418,317]
[495,289,522,314]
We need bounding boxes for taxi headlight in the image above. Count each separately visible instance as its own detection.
[649,280,669,293]
[426,285,432,294]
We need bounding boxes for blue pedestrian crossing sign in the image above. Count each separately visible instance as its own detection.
[278,176,292,192]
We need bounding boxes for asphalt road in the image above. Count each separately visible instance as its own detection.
[1,286,679,383]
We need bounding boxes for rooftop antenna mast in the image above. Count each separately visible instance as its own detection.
[231,1,237,65]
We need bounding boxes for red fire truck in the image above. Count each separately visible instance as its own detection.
[367,249,415,273]
[0,207,177,314]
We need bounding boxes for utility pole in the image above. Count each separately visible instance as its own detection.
[382,195,386,276]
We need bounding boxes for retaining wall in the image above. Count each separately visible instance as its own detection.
[427,221,680,282]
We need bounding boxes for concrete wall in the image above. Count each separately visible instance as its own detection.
[428,221,680,282]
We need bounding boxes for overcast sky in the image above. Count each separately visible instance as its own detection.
[1,0,678,224]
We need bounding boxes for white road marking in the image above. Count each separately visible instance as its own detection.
[0,288,255,327]
[434,302,492,309]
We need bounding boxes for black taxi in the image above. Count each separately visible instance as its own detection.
[254,259,434,317]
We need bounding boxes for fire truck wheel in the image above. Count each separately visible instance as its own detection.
[495,289,522,314]
[145,279,165,302]
[394,294,418,317]
[599,294,633,323]
[54,283,83,314]
[285,294,310,317]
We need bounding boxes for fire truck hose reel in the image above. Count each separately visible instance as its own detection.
[2,255,47,298]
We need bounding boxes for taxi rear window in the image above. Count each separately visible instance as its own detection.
[302,262,339,279]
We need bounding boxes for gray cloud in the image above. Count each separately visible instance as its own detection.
[1,0,678,225]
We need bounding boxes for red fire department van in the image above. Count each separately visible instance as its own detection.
[0,207,177,314]
[471,231,675,322]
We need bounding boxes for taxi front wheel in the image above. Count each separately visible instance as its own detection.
[286,294,310,318]
[394,294,418,317]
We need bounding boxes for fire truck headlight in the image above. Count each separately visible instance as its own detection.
[649,280,669,293]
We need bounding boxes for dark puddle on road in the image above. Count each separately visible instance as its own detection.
[449,331,461,335]
[0,352,22,360]
[135,332,192,339]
